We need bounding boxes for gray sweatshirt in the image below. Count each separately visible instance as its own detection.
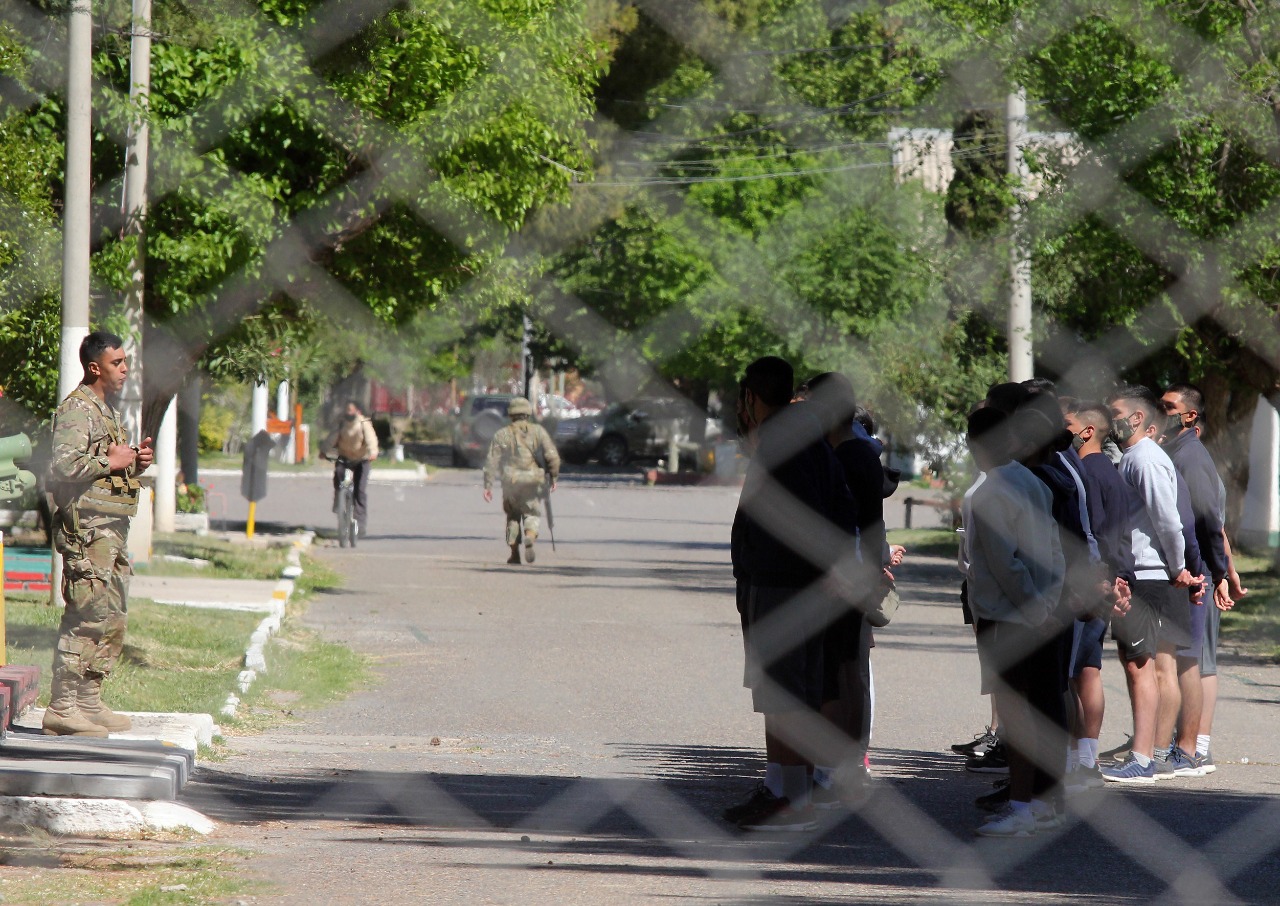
[966,461,1065,627]
[1118,436,1185,581]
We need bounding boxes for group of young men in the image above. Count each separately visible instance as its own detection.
[957,378,1244,838]
[725,356,903,832]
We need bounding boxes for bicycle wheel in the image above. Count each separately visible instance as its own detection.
[337,485,354,548]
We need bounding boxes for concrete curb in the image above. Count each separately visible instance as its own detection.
[221,531,313,718]
[0,796,215,836]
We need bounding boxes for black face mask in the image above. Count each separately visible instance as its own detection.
[1163,412,1184,438]
[1110,415,1136,445]
[344,413,357,422]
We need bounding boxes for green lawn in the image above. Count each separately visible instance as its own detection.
[137,533,290,580]
[1220,551,1280,662]
[888,527,960,560]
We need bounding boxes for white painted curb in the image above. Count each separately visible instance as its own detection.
[220,532,314,718]
[0,796,214,836]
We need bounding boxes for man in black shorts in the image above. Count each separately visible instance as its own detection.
[1102,386,1202,784]
[723,356,856,831]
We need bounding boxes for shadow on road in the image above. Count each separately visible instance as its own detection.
[182,746,1280,901]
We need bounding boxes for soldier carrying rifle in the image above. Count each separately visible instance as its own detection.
[482,397,559,565]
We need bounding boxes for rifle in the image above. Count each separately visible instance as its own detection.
[543,472,556,551]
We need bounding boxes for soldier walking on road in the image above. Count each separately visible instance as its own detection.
[482,397,559,564]
[43,331,154,737]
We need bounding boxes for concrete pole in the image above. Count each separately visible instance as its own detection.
[118,0,151,445]
[1240,397,1279,549]
[1006,86,1033,383]
[53,0,95,608]
[153,396,177,532]
[251,380,269,435]
[58,0,93,400]
[276,380,290,420]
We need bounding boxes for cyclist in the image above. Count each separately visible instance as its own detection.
[323,400,379,537]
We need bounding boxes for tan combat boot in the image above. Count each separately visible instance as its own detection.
[524,531,536,564]
[507,543,521,565]
[41,667,109,737]
[77,671,133,732]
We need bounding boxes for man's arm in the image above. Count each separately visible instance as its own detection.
[363,419,380,461]
[49,407,126,482]
[1135,459,1186,578]
[971,484,1064,625]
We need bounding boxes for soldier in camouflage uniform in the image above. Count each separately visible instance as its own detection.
[482,397,560,564]
[43,332,153,737]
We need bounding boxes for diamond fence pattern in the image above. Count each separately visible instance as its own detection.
[2,0,1280,899]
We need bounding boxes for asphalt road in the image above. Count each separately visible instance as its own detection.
[182,466,1280,905]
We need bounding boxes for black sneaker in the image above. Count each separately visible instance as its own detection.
[976,778,1011,813]
[952,726,999,756]
[966,742,1009,774]
[1100,734,1134,762]
[722,783,775,824]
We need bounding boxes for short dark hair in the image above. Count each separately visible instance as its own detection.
[740,356,794,409]
[1066,398,1111,432]
[1164,382,1204,414]
[1022,377,1058,397]
[346,399,365,415]
[1107,384,1161,426]
[967,407,1010,464]
[802,371,858,434]
[985,382,1032,415]
[80,331,124,369]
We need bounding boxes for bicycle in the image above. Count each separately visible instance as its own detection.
[329,455,358,548]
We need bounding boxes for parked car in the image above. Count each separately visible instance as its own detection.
[451,393,516,467]
[553,397,718,466]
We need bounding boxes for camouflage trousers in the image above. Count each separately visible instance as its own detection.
[502,478,544,545]
[54,521,131,678]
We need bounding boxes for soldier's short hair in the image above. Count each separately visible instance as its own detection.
[80,331,125,368]
[1164,381,1204,414]
[740,356,793,409]
[1107,384,1161,427]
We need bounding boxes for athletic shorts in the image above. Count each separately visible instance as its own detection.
[975,618,1067,698]
[1177,596,1207,661]
[742,585,825,714]
[1200,603,1220,676]
[1113,579,1193,661]
[1069,617,1106,677]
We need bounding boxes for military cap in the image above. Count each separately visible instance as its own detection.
[507,397,533,416]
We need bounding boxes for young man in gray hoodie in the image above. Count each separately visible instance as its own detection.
[1102,386,1203,783]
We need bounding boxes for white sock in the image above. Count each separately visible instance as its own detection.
[1196,734,1211,758]
[812,766,834,790]
[1081,738,1099,768]
[1067,745,1078,772]
[764,763,784,798]
[1132,752,1152,768]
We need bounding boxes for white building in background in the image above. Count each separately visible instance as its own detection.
[888,127,1082,197]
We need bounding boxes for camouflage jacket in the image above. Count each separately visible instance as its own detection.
[49,384,140,528]
[483,421,560,490]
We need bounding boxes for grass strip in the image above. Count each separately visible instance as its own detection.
[0,844,267,904]
[1220,551,1280,662]
[136,533,289,580]
[888,527,959,560]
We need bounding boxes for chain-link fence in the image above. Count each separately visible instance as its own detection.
[2,0,1279,900]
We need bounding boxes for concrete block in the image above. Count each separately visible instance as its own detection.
[0,664,41,717]
[0,758,178,799]
[138,800,215,835]
[0,686,9,737]
[15,710,216,753]
[1,733,193,787]
[0,796,147,835]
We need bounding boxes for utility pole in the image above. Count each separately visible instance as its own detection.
[59,0,93,400]
[118,0,151,444]
[53,0,94,607]
[1006,86,1033,383]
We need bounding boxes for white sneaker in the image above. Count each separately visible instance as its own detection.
[976,805,1036,838]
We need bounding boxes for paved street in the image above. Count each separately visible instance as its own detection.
[183,466,1280,904]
